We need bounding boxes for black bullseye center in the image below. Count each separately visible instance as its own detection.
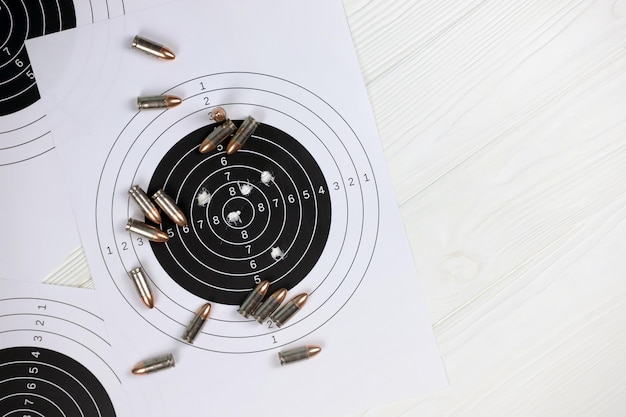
[149,121,331,305]
[222,197,255,229]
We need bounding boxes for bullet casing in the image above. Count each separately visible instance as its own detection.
[129,185,161,224]
[132,353,175,375]
[278,345,321,365]
[137,95,182,110]
[199,119,237,153]
[128,266,154,309]
[152,189,188,226]
[126,218,169,242]
[131,35,176,60]
[182,303,211,344]
[237,280,270,318]
[270,293,308,327]
[253,288,287,323]
[226,116,259,154]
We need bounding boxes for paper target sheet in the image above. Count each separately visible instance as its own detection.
[0,0,174,283]
[25,0,447,416]
[0,279,140,416]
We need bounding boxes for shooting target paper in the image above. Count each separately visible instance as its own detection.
[0,279,142,416]
[26,0,447,416]
[0,0,173,283]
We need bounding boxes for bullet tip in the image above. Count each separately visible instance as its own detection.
[146,210,162,225]
[273,288,288,302]
[307,345,322,357]
[257,280,270,295]
[199,302,212,320]
[293,293,309,308]
[225,141,240,155]
[198,142,215,154]
[142,295,154,309]
[131,364,146,375]
[166,95,183,108]
[161,49,176,60]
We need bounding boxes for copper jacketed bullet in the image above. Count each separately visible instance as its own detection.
[211,107,227,123]
[182,303,211,344]
[131,35,175,60]
[132,353,175,375]
[278,345,321,365]
[129,185,161,224]
[237,280,270,318]
[226,116,258,155]
[128,266,154,309]
[126,218,169,242]
[199,119,237,153]
[137,95,182,110]
[253,288,287,323]
[270,293,308,327]
[152,189,188,226]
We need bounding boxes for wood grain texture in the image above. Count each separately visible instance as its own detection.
[342,0,626,415]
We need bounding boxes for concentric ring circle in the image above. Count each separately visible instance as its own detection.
[147,121,332,305]
[0,296,123,416]
[0,347,116,417]
[0,0,132,165]
[96,72,380,353]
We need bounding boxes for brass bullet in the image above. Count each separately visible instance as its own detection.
[182,303,211,344]
[253,288,287,323]
[129,185,161,224]
[131,35,175,60]
[226,116,258,155]
[137,95,182,110]
[211,107,227,123]
[132,353,175,375]
[126,218,169,242]
[199,119,237,154]
[152,189,188,226]
[270,293,308,327]
[237,280,270,318]
[278,345,321,365]
[128,266,154,309]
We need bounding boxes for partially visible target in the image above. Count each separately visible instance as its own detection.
[0,347,115,417]
[0,0,76,117]
[0,0,164,165]
[0,288,126,416]
[96,72,380,353]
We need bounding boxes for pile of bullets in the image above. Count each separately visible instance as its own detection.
[127,35,320,375]
[127,185,187,244]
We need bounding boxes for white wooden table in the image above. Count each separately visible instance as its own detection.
[46,0,626,415]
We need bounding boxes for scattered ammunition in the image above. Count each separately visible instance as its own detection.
[137,95,182,110]
[253,288,287,323]
[237,280,270,318]
[126,218,169,242]
[226,116,258,155]
[132,353,175,375]
[128,266,154,309]
[198,119,237,154]
[129,185,161,224]
[182,303,211,344]
[211,107,227,123]
[152,189,188,226]
[131,35,175,60]
[278,345,321,365]
[270,293,308,327]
